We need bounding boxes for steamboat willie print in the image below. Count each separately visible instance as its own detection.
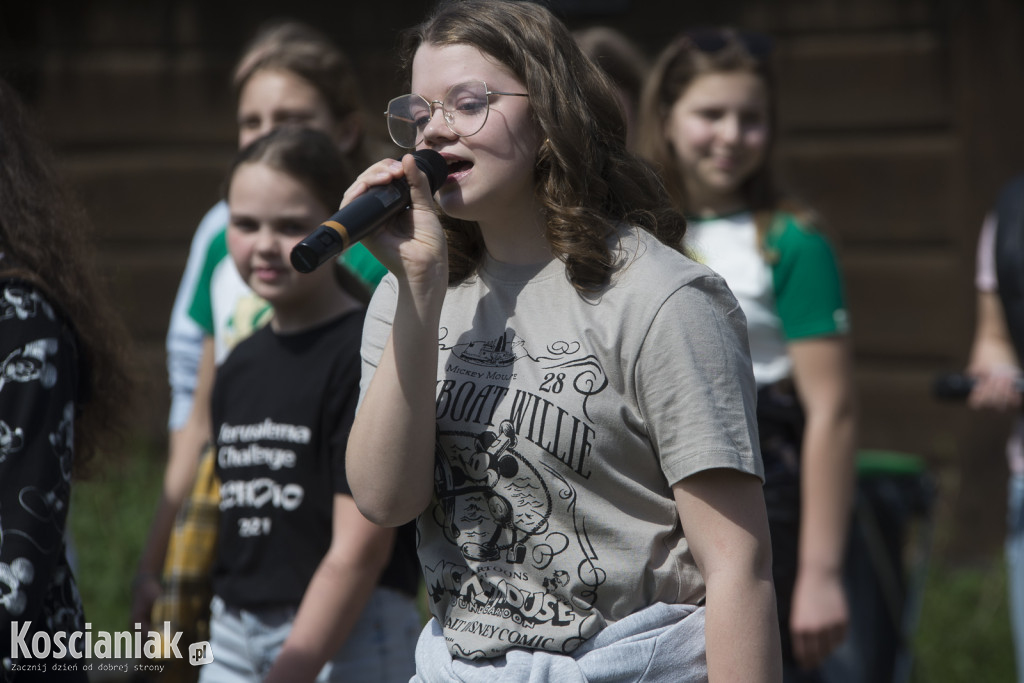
[426,327,611,658]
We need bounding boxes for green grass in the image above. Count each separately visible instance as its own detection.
[69,440,165,631]
[912,559,1016,682]
[68,443,1018,681]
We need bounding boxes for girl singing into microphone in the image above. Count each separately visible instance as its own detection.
[345,2,781,681]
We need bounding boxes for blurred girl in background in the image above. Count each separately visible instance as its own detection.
[0,77,132,681]
[134,21,391,636]
[199,126,418,683]
[638,27,857,682]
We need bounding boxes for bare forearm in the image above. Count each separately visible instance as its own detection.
[137,497,179,577]
[138,425,208,575]
[348,283,443,526]
[969,291,1019,372]
[674,472,782,682]
[142,337,216,573]
[132,422,210,628]
[263,556,385,683]
[788,337,857,572]
[797,406,856,571]
[265,498,396,683]
[785,337,857,665]
[705,572,782,682]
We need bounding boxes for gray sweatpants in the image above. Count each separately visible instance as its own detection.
[411,602,707,683]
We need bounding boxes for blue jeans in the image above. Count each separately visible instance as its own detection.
[198,587,420,683]
[1008,472,1024,683]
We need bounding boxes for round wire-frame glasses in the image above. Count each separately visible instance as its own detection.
[384,80,528,149]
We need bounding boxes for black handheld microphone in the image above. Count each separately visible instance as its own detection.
[932,372,1024,400]
[290,149,448,274]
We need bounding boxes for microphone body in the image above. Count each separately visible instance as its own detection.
[932,372,1024,400]
[290,149,448,274]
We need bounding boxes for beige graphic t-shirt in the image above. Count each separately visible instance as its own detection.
[359,226,763,660]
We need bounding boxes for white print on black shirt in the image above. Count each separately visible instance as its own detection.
[0,285,53,322]
[0,338,59,393]
[427,329,610,657]
[218,419,310,538]
[0,418,25,464]
[0,283,82,630]
[218,419,311,446]
[219,478,304,511]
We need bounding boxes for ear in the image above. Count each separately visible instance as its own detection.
[334,112,363,155]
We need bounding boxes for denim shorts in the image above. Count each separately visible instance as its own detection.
[198,586,420,683]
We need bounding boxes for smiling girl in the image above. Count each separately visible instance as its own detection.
[197,127,420,683]
[638,29,858,682]
[344,2,781,681]
[134,22,393,640]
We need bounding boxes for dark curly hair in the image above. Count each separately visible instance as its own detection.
[400,0,687,293]
[0,78,133,475]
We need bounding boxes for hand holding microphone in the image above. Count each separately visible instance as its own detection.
[933,371,1024,406]
[291,149,448,273]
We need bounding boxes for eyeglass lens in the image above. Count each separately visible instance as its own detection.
[386,81,492,148]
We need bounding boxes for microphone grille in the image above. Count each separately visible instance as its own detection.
[411,149,449,194]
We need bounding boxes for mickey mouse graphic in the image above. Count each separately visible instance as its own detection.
[0,338,59,392]
[0,520,35,616]
[0,284,51,322]
[0,419,24,465]
[436,421,552,565]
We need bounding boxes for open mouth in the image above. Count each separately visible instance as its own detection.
[254,265,285,281]
[447,159,473,176]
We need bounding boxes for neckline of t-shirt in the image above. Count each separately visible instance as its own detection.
[479,252,563,285]
[476,224,646,285]
[270,306,364,340]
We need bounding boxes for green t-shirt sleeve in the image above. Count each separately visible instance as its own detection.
[768,214,850,340]
[339,242,389,291]
[187,228,229,336]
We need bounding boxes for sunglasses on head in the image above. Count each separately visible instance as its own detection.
[682,28,773,58]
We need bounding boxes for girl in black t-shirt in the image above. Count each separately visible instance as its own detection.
[199,127,420,683]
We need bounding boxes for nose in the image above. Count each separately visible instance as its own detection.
[719,114,741,144]
[422,102,456,143]
[254,226,280,255]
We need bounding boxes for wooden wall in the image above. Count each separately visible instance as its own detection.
[2,0,1022,559]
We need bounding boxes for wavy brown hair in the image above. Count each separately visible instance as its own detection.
[572,26,649,151]
[0,79,133,475]
[400,0,687,292]
[233,19,392,169]
[636,29,815,242]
